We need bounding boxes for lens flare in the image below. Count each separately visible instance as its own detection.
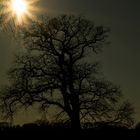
[0,0,40,26]
[11,0,27,17]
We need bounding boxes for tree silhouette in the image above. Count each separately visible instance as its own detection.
[0,15,134,129]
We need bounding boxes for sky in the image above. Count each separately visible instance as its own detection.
[0,0,140,124]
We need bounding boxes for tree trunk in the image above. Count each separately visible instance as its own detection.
[71,111,81,129]
[70,97,81,130]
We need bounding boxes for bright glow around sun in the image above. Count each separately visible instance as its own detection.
[11,0,27,17]
[0,0,40,26]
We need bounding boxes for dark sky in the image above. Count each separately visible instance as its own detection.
[0,0,140,124]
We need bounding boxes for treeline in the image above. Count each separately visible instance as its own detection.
[0,121,139,139]
[0,121,140,132]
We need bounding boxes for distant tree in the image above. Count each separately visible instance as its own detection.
[0,15,134,129]
[135,122,140,129]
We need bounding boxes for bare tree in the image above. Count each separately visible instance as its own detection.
[0,15,134,129]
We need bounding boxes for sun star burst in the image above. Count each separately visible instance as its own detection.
[0,0,40,26]
[11,0,27,17]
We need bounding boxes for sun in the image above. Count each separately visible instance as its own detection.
[11,0,27,17]
[0,0,40,26]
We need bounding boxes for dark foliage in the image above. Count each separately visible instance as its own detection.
[0,121,138,139]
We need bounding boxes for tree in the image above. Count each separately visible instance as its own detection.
[0,15,134,129]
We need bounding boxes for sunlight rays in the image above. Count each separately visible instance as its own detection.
[0,0,40,26]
